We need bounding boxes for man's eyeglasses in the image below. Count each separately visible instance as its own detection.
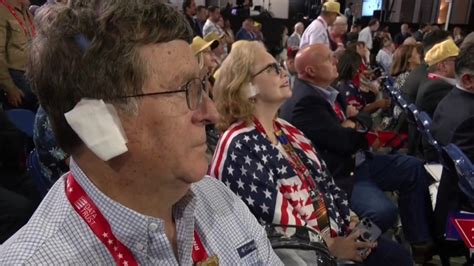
[121,77,208,110]
[252,62,282,78]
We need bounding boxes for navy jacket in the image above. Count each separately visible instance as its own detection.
[280,78,369,195]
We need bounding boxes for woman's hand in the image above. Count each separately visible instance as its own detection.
[325,231,377,262]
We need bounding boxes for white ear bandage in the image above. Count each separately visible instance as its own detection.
[243,83,259,98]
[65,99,128,161]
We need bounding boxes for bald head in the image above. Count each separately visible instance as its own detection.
[295,44,339,87]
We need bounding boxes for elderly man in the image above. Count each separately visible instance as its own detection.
[0,1,282,264]
[358,18,379,51]
[329,15,348,49]
[0,0,37,110]
[287,22,304,49]
[280,44,434,264]
[416,39,459,118]
[432,43,474,237]
[300,0,341,49]
[202,5,224,37]
[236,18,256,41]
[416,38,459,162]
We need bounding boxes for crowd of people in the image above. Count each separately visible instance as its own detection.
[1,0,474,265]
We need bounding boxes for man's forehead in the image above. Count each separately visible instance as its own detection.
[140,41,198,85]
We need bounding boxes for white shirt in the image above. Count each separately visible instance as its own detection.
[300,16,329,49]
[358,26,373,50]
[0,159,282,265]
[203,19,225,37]
[376,48,393,72]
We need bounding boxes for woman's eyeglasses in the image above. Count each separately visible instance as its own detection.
[252,62,282,78]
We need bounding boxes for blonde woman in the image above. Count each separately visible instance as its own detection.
[207,41,410,264]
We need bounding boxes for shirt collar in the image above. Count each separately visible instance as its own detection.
[317,16,328,29]
[456,84,474,94]
[310,84,339,105]
[69,158,197,257]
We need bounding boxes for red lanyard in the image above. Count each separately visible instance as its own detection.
[253,118,318,191]
[0,0,35,37]
[65,173,210,265]
[253,118,330,230]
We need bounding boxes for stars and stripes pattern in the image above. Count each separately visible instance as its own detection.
[209,118,351,237]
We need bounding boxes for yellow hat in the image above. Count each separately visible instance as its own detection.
[190,36,218,55]
[322,0,341,15]
[425,38,460,66]
[204,32,224,43]
[253,22,262,28]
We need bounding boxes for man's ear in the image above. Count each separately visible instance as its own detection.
[305,66,315,77]
[461,73,474,91]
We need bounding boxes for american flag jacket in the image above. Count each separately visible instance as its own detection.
[209,118,351,237]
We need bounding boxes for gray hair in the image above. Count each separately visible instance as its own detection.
[28,0,192,153]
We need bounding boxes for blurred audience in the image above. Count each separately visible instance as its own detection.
[287,22,304,49]
[358,18,380,51]
[280,44,433,264]
[0,0,37,111]
[210,40,410,265]
[394,24,412,46]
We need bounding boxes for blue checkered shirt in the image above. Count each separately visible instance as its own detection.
[0,158,282,265]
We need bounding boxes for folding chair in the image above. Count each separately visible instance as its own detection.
[4,108,35,137]
[443,144,474,207]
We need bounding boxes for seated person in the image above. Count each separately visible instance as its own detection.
[336,49,390,114]
[417,39,459,161]
[0,1,281,264]
[280,44,433,263]
[416,38,459,118]
[391,44,423,91]
[33,106,69,190]
[210,40,412,265]
[432,43,474,237]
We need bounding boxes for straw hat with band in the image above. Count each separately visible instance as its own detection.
[204,32,224,49]
[424,38,460,66]
[190,36,219,55]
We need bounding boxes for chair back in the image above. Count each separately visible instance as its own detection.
[5,109,35,137]
[443,144,474,207]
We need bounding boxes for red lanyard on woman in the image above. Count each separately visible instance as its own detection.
[0,0,36,37]
[253,118,330,230]
[65,173,217,265]
[253,117,318,190]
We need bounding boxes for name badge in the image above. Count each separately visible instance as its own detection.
[237,240,257,258]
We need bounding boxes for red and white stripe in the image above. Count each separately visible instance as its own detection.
[209,121,254,179]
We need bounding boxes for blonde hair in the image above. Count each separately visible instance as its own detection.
[214,40,265,131]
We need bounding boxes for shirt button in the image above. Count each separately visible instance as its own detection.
[136,242,145,251]
[148,223,159,232]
